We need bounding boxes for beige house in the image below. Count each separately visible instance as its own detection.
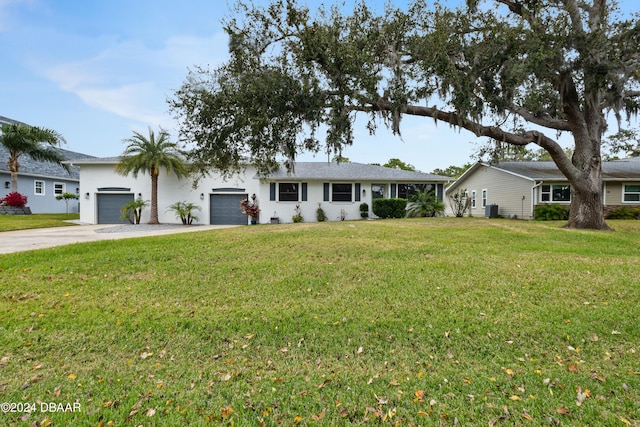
[445,159,640,219]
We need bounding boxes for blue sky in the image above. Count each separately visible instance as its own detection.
[0,0,637,173]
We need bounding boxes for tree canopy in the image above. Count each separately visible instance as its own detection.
[170,0,640,229]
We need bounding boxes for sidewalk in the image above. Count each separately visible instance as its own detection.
[0,223,236,254]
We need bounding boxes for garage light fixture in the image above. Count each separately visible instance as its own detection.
[4,181,9,189]
[200,193,204,200]
[85,192,90,199]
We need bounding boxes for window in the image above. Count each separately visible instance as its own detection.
[34,180,45,195]
[278,183,299,201]
[332,183,352,202]
[54,182,65,195]
[481,189,487,208]
[541,184,571,202]
[623,184,640,202]
[398,183,433,199]
[371,184,385,199]
[471,190,476,208]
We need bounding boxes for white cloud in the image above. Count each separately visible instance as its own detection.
[42,31,228,128]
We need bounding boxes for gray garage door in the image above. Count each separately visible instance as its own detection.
[210,194,247,225]
[97,193,134,224]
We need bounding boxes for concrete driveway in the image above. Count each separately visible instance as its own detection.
[0,223,237,254]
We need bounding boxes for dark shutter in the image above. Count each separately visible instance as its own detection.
[270,183,276,201]
[323,183,330,201]
[355,183,361,202]
[391,184,397,198]
[302,183,308,201]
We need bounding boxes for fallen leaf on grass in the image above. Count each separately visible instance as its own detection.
[221,406,234,419]
[293,415,303,423]
[146,408,156,417]
[556,406,570,415]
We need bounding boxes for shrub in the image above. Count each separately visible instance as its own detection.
[120,198,149,224]
[372,198,407,219]
[448,188,471,217]
[406,189,445,218]
[167,201,201,225]
[292,204,303,223]
[2,192,28,207]
[534,204,570,221]
[359,202,369,218]
[606,206,640,220]
[316,203,327,222]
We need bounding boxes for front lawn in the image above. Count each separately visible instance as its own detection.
[0,218,638,426]
[0,214,79,232]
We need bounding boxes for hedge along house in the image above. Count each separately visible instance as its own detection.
[70,157,450,224]
[445,159,640,219]
[0,116,95,214]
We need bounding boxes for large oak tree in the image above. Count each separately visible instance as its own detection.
[170,0,640,229]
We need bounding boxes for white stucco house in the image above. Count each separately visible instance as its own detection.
[68,158,451,225]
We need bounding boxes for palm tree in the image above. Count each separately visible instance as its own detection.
[0,123,68,192]
[115,127,188,224]
[405,188,445,218]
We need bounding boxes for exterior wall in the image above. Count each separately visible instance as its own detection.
[79,164,260,224]
[258,180,371,224]
[447,166,534,219]
[1,172,80,214]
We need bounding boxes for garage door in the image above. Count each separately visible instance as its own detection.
[210,194,247,225]
[97,193,134,224]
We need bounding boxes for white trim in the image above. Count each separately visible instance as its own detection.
[54,182,66,195]
[34,179,45,196]
[622,182,640,203]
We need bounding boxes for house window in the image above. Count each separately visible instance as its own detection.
[371,184,385,199]
[34,180,45,195]
[332,183,352,202]
[54,182,65,195]
[398,183,432,199]
[623,184,640,202]
[471,190,477,208]
[541,184,571,202]
[278,183,299,201]
[481,189,487,208]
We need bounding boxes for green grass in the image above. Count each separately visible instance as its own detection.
[0,218,639,426]
[0,213,79,232]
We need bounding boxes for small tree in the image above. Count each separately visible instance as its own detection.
[167,201,201,225]
[316,203,327,222]
[55,192,79,214]
[448,189,471,218]
[120,198,149,224]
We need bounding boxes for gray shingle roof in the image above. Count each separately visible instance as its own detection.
[262,162,450,181]
[495,160,640,180]
[0,145,95,180]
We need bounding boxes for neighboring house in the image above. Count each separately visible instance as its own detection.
[445,159,640,219]
[69,158,450,224]
[0,116,95,214]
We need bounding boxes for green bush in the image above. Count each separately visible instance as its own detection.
[606,205,640,220]
[316,203,327,222]
[533,204,570,221]
[359,202,369,218]
[372,198,407,219]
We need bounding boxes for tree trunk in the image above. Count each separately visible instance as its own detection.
[8,156,19,192]
[149,173,160,224]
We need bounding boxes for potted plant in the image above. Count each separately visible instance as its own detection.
[270,211,280,224]
[240,194,260,224]
[0,192,31,215]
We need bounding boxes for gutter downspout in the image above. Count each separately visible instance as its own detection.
[531,181,543,220]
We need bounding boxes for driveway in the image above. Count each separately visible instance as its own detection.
[0,223,238,254]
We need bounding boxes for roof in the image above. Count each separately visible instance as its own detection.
[495,160,640,181]
[262,162,450,182]
[448,159,640,192]
[0,145,95,180]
